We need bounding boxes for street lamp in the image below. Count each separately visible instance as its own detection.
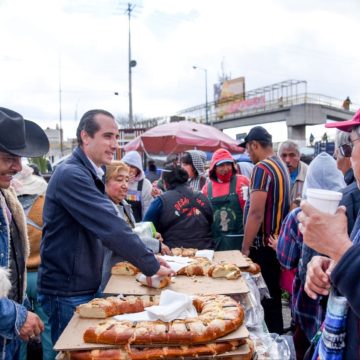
[193,65,210,125]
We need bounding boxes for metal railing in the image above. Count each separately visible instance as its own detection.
[135,91,358,129]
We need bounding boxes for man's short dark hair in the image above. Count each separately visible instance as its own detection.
[76,109,114,146]
[250,139,273,149]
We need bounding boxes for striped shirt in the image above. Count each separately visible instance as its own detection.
[245,155,290,246]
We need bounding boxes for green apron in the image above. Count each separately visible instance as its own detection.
[208,176,244,250]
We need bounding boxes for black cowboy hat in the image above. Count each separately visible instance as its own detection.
[0,107,49,157]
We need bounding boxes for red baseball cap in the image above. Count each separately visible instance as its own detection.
[325,109,360,132]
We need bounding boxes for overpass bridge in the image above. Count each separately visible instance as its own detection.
[137,80,357,142]
[212,96,356,141]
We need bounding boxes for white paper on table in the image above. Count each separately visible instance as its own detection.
[145,290,197,322]
[113,290,197,322]
[195,249,214,261]
[114,311,152,321]
[135,273,170,289]
[159,255,192,273]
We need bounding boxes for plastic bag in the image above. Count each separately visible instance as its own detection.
[133,222,156,238]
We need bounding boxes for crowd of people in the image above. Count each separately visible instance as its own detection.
[1,105,360,360]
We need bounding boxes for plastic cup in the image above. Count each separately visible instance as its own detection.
[242,186,249,201]
[306,188,343,214]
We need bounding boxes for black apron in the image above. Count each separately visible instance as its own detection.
[208,176,244,250]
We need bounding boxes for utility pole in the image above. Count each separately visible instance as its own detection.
[126,3,136,128]
[193,65,210,125]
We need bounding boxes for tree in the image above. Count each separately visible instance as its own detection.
[309,133,315,146]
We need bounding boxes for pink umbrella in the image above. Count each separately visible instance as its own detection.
[123,121,243,154]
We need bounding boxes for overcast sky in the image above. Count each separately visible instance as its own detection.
[1,0,360,140]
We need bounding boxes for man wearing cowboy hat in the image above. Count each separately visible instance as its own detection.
[0,107,49,359]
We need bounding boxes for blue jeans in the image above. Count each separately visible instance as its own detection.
[37,293,95,344]
[2,338,21,360]
[20,271,56,360]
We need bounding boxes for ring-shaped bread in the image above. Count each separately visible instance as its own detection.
[83,294,244,346]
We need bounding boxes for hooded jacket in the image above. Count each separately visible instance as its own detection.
[202,148,249,209]
[185,150,207,191]
[122,151,154,219]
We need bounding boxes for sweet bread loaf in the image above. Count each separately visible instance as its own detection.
[83,294,244,346]
[77,295,160,319]
[111,259,242,284]
[135,274,172,289]
[171,247,198,257]
[66,339,251,359]
[242,256,261,274]
[176,257,212,276]
[111,262,139,276]
[208,262,241,280]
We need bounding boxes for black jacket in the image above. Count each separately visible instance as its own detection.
[38,147,159,296]
[340,180,360,235]
[158,184,214,249]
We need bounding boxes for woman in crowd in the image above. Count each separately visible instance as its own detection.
[143,165,214,250]
[100,161,170,291]
[274,152,346,360]
[202,149,249,250]
[180,150,207,191]
[122,151,154,222]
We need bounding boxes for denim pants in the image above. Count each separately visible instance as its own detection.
[19,271,56,360]
[1,338,21,360]
[37,292,95,344]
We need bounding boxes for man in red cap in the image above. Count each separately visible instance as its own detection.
[298,109,360,358]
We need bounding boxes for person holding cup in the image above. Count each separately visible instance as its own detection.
[298,109,360,359]
[275,152,345,359]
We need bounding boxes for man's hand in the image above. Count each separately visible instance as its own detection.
[298,202,352,262]
[241,247,250,257]
[304,256,334,300]
[155,232,163,243]
[160,243,172,255]
[19,311,44,342]
[156,265,175,277]
[151,182,162,198]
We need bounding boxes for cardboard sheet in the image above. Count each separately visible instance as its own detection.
[104,273,249,296]
[104,250,250,295]
[213,250,249,268]
[54,313,249,351]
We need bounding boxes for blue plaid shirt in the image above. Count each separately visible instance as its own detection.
[277,208,325,341]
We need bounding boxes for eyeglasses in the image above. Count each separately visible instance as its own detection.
[338,137,360,157]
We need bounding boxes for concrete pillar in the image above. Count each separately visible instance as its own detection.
[287,125,306,143]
